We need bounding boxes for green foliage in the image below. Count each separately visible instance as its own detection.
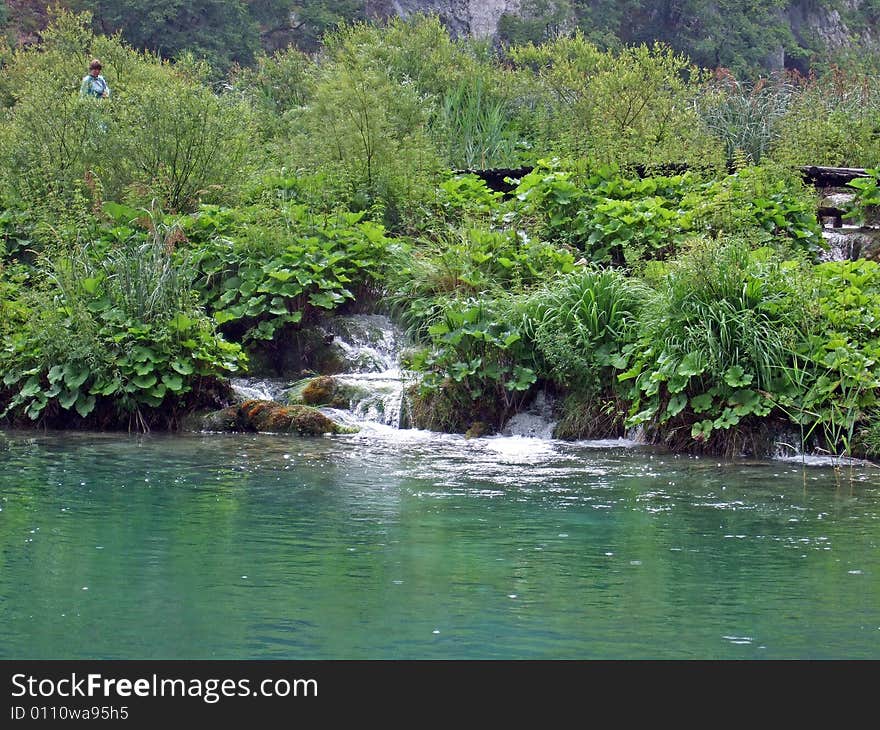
[771,68,880,167]
[71,0,260,71]
[509,35,721,169]
[688,164,822,249]
[698,73,794,165]
[774,259,880,457]
[0,218,245,429]
[0,10,255,214]
[112,59,255,212]
[510,161,705,265]
[414,297,537,431]
[521,265,647,393]
[0,262,29,341]
[286,28,441,228]
[497,1,572,46]
[185,201,395,343]
[509,161,820,265]
[230,46,314,140]
[622,237,800,446]
[844,169,880,226]
[437,74,523,169]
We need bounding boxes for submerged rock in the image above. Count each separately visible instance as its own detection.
[199,399,357,435]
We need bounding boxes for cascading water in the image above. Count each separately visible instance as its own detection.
[230,314,412,431]
[820,227,874,261]
[501,390,558,439]
[228,377,290,403]
[318,314,411,429]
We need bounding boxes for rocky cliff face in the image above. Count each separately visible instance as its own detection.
[365,0,522,38]
[366,0,875,68]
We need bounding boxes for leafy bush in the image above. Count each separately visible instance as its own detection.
[771,67,880,167]
[687,164,822,251]
[411,297,537,432]
[621,238,802,449]
[0,11,255,215]
[777,259,880,458]
[509,35,722,170]
[185,203,395,343]
[522,265,648,394]
[843,169,880,226]
[509,161,820,266]
[0,221,245,430]
[285,22,442,229]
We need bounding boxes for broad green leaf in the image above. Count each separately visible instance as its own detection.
[677,352,705,378]
[690,393,714,413]
[58,388,79,410]
[169,313,195,332]
[20,376,43,398]
[666,393,688,417]
[214,310,237,324]
[74,393,96,418]
[162,373,184,392]
[63,363,90,389]
[132,373,158,389]
[723,365,753,387]
[48,365,65,383]
[691,419,713,441]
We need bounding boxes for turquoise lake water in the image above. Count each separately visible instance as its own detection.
[1,427,878,659]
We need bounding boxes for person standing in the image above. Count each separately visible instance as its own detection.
[80,59,110,99]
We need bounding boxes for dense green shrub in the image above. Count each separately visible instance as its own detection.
[284,38,441,228]
[522,265,648,394]
[779,259,880,458]
[0,222,245,430]
[771,67,880,167]
[0,11,255,215]
[509,35,722,169]
[843,169,880,226]
[184,201,396,343]
[509,161,820,266]
[620,237,802,449]
[410,297,537,432]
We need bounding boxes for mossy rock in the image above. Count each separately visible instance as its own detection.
[288,375,368,409]
[300,375,349,408]
[197,406,240,432]
[240,399,347,434]
[465,421,491,439]
[199,400,358,435]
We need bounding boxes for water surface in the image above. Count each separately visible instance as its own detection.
[1,427,878,659]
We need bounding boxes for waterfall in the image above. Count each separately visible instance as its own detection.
[230,314,411,430]
[228,378,290,403]
[820,227,870,261]
[501,390,558,438]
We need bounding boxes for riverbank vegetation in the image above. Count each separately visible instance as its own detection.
[2,10,880,460]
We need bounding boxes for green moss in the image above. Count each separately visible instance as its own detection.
[299,375,350,408]
[465,421,491,438]
[200,399,357,435]
[199,406,241,432]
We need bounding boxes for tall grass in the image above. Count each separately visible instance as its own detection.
[697,73,793,165]
[639,237,796,391]
[437,75,521,169]
[522,265,648,392]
